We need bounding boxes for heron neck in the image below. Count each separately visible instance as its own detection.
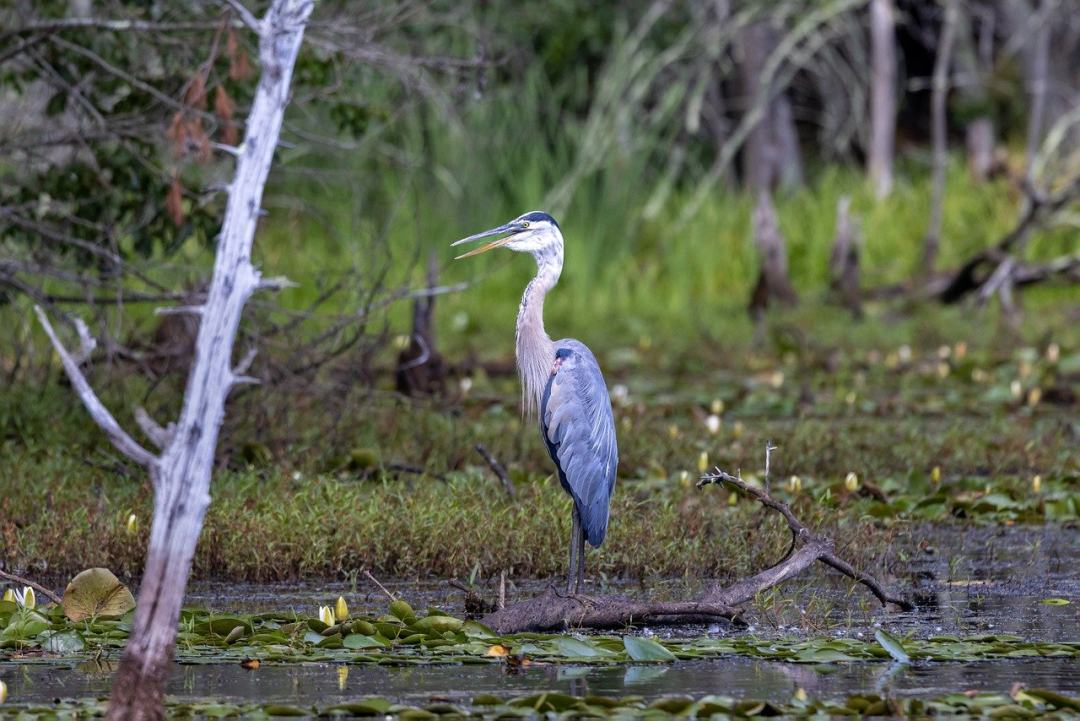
[516,248,562,417]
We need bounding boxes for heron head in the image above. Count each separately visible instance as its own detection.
[452,211,562,260]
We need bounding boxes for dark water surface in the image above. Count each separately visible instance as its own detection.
[3,656,1079,707]
[2,525,1077,708]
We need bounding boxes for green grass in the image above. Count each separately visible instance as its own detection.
[3,305,1078,582]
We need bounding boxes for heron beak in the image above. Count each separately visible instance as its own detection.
[451,222,520,259]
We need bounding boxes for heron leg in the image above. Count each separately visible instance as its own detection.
[567,506,580,594]
[575,521,586,594]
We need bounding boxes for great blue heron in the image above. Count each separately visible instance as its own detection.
[453,211,618,594]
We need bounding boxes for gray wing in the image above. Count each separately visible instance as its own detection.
[540,339,618,547]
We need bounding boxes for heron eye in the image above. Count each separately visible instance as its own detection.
[521,221,530,228]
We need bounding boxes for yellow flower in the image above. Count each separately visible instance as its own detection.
[1,589,13,603]
[1010,380,1023,400]
[931,466,941,484]
[787,475,802,493]
[0,679,6,703]
[710,398,724,415]
[1032,475,1042,494]
[677,470,691,488]
[1027,388,1041,406]
[732,421,744,439]
[667,424,680,440]
[705,414,721,434]
[794,687,807,702]
[844,472,859,493]
[335,596,349,622]
[697,451,709,473]
[318,605,336,626]
[1046,343,1060,364]
[126,513,138,535]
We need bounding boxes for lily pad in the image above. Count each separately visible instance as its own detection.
[874,629,910,664]
[623,635,676,662]
[62,568,136,622]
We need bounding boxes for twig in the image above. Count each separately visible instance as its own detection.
[0,569,63,605]
[698,455,912,610]
[475,443,516,500]
[363,569,395,602]
[499,571,506,610]
[763,440,776,495]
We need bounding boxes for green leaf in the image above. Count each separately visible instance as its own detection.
[1040,598,1071,606]
[343,634,385,650]
[549,636,613,658]
[61,568,136,622]
[44,630,86,653]
[623,635,676,661]
[875,630,911,663]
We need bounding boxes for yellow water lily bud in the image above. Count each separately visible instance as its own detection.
[2,589,13,603]
[732,421,744,439]
[126,513,138,535]
[1032,475,1042,493]
[318,605,335,626]
[936,362,950,379]
[705,414,721,434]
[885,352,899,369]
[698,451,709,473]
[727,492,738,506]
[769,371,784,388]
[1010,380,1023,400]
[794,687,807,702]
[337,665,349,691]
[1027,388,1041,406]
[710,398,724,415]
[844,472,859,492]
[335,596,349,621]
[392,334,411,350]
[931,466,941,484]
[667,423,680,440]
[787,475,802,493]
[1046,343,1060,364]
[22,587,35,610]
[677,470,691,488]
[0,679,6,703]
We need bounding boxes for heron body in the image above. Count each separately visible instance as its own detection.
[453,211,618,593]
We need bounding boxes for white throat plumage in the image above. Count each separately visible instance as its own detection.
[515,242,563,417]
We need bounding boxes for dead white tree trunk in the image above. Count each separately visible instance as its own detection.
[922,0,958,274]
[34,1,314,719]
[868,0,897,198]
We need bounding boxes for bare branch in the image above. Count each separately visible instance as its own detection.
[220,0,263,34]
[475,443,516,500]
[0,570,63,605]
[34,306,158,469]
[134,407,174,450]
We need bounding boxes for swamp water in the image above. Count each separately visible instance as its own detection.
[2,525,1077,716]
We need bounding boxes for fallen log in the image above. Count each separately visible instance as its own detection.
[480,445,912,634]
